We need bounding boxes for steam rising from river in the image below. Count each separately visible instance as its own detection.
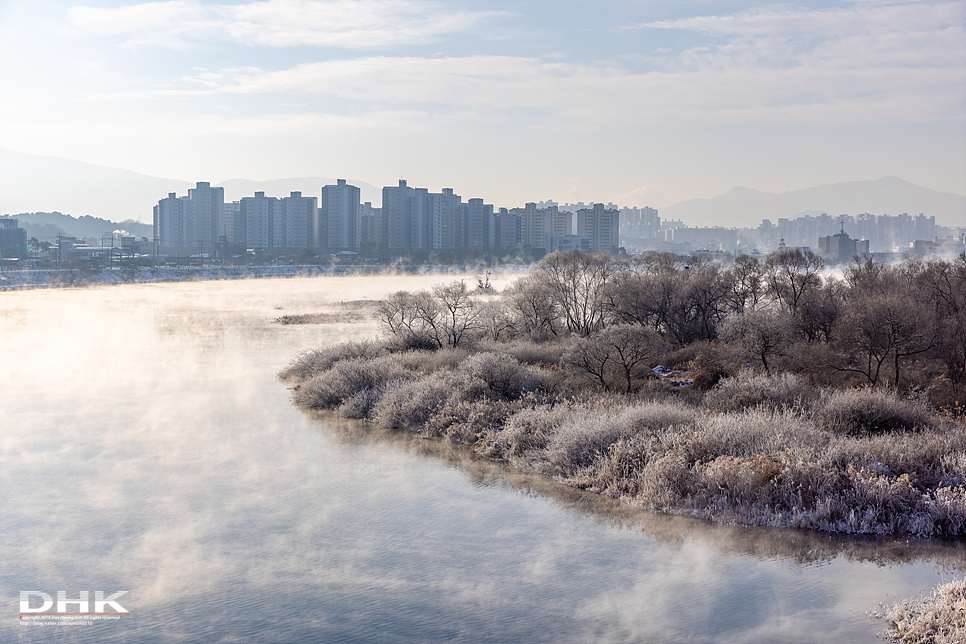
[1,275,962,643]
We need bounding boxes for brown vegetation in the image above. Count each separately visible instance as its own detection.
[873,578,966,644]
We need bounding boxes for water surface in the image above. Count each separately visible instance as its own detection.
[1,275,963,643]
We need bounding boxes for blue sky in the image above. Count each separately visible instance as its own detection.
[1,0,963,208]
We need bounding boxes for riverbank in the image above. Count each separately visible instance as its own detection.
[0,264,530,291]
[874,578,966,643]
[280,339,966,538]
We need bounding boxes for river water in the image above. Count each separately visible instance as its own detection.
[2,275,963,644]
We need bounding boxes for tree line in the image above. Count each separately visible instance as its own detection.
[376,250,966,399]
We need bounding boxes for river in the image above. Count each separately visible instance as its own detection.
[1,275,963,643]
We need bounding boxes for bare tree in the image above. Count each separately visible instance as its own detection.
[764,248,824,315]
[724,254,766,313]
[476,299,516,343]
[797,280,844,343]
[720,309,796,374]
[564,324,668,392]
[432,280,480,348]
[505,274,560,339]
[375,290,444,349]
[917,254,966,382]
[834,292,934,386]
[606,260,728,346]
[534,251,614,336]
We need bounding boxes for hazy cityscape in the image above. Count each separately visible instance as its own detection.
[2,175,964,272]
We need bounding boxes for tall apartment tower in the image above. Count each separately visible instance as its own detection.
[576,203,620,253]
[280,191,318,250]
[465,198,494,250]
[382,179,415,251]
[224,201,241,244]
[188,181,225,248]
[240,192,278,249]
[550,206,572,238]
[440,188,463,251]
[321,179,360,250]
[154,181,222,252]
[357,202,379,249]
[411,187,433,250]
[494,208,522,250]
[155,192,194,248]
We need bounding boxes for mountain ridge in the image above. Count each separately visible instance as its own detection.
[660,177,965,228]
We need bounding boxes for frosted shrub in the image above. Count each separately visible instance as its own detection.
[878,578,966,644]
[425,398,525,444]
[391,348,469,374]
[813,387,935,435]
[488,405,573,464]
[703,371,814,413]
[278,340,385,383]
[679,408,811,463]
[538,409,636,477]
[373,372,465,430]
[336,385,385,419]
[292,356,407,410]
[498,339,570,366]
[457,352,547,400]
[617,402,700,434]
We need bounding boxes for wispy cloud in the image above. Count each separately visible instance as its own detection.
[157,50,961,126]
[67,0,506,50]
[623,1,964,71]
[57,1,966,129]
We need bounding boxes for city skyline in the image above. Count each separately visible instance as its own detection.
[145,178,960,262]
[1,0,964,212]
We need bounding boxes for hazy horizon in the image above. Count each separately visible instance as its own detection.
[2,148,964,229]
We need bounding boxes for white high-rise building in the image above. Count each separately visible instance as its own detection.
[382,179,415,251]
[280,191,318,249]
[153,181,223,253]
[188,181,225,248]
[494,208,521,250]
[241,192,278,249]
[224,201,241,243]
[576,203,620,253]
[321,179,360,250]
[439,188,462,251]
[522,202,550,249]
[155,192,193,248]
[465,198,494,250]
[411,187,433,250]
[357,202,379,249]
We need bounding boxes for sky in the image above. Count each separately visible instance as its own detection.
[0,0,964,208]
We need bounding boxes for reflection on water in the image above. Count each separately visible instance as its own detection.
[1,275,963,644]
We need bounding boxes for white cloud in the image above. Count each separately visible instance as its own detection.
[624,1,965,71]
[67,0,505,49]
[167,51,963,126]
[56,1,966,128]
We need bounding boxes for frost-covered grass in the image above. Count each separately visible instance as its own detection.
[280,341,966,537]
[874,578,966,644]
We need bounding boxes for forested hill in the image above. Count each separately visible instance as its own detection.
[5,212,153,241]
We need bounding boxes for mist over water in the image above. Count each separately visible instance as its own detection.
[2,275,963,643]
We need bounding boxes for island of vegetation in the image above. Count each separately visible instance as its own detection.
[279,249,966,539]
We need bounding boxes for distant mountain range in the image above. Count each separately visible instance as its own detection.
[2,149,963,229]
[0,149,381,223]
[3,212,154,242]
[660,177,965,228]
